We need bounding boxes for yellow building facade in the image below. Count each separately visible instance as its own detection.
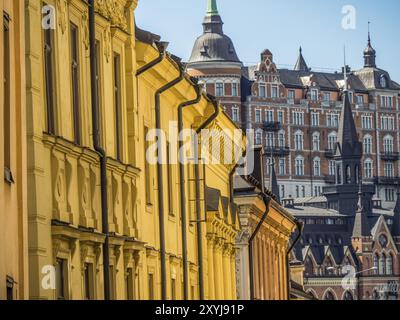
[0,0,28,300]
[24,0,243,300]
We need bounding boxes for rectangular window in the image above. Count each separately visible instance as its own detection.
[43,8,56,134]
[259,84,266,98]
[265,110,274,122]
[279,158,285,175]
[293,112,304,125]
[310,89,318,101]
[327,113,339,128]
[148,273,154,300]
[255,109,261,123]
[288,89,295,100]
[311,112,319,126]
[83,263,94,300]
[232,107,239,122]
[3,14,11,177]
[55,258,68,300]
[113,53,122,161]
[232,83,238,97]
[271,85,278,98]
[144,126,152,205]
[356,95,364,105]
[216,82,224,96]
[384,162,394,178]
[362,115,373,129]
[126,268,134,300]
[70,23,81,145]
[95,40,103,147]
[278,111,284,124]
[323,92,331,102]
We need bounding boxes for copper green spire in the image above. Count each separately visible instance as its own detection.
[207,0,219,16]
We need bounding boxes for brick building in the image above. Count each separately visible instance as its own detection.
[187,0,400,210]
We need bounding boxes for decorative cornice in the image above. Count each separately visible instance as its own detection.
[95,0,128,31]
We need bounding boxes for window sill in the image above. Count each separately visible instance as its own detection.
[4,167,14,184]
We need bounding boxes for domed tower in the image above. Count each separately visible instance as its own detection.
[187,0,243,125]
[364,27,376,68]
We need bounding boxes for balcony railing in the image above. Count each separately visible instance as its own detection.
[380,152,400,161]
[263,121,283,132]
[264,146,290,157]
[324,149,335,158]
[374,176,400,185]
[324,175,335,184]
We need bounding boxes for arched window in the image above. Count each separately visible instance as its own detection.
[379,254,386,275]
[312,132,320,151]
[386,254,393,275]
[343,291,353,300]
[324,290,335,300]
[363,135,373,154]
[364,159,373,178]
[328,132,337,151]
[295,156,305,176]
[313,157,321,176]
[373,254,379,275]
[345,165,351,184]
[294,131,304,150]
[383,135,394,153]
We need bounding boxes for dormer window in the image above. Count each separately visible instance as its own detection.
[380,75,388,88]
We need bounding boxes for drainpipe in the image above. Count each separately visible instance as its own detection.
[89,0,110,300]
[155,66,184,300]
[285,220,304,300]
[249,193,271,300]
[178,83,201,300]
[194,96,220,300]
[136,42,165,77]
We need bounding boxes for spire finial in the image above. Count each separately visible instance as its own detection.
[207,0,219,16]
[368,21,371,45]
[299,46,302,53]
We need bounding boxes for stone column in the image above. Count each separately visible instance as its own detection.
[223,244,232,300]
[230,246,237,300]
[258,235,265,299]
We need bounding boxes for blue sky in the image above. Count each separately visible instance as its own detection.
[136,0,400,82]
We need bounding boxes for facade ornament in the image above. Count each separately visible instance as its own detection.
[103,24,111,63]
[56,0,68,35]
[81,9,90,50]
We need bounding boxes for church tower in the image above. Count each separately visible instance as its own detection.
[324,69,375,214]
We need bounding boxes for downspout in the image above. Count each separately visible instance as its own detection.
[249,193,271,300]
[136,43,165,76]
[285,220,304,300]
[89,0,110,300]
[155,66,184,300]
[178,84,201,300]
[194,96,220,300]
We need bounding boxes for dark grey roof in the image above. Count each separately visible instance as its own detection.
[268,157,280,203]
[188,10,240,65]
[135,25,161,45]
[335,90,362,158]
[352,187,372,237]
[353,67,400,90]
[294,47,309,72]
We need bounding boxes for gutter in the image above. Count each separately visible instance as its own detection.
[88,0,111,300]
[194,95,220,300]
[249,193,271,300]
[136,42,166,77]
[155,65,184,300]
[177,83,201,300]
[285,220,304,300]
